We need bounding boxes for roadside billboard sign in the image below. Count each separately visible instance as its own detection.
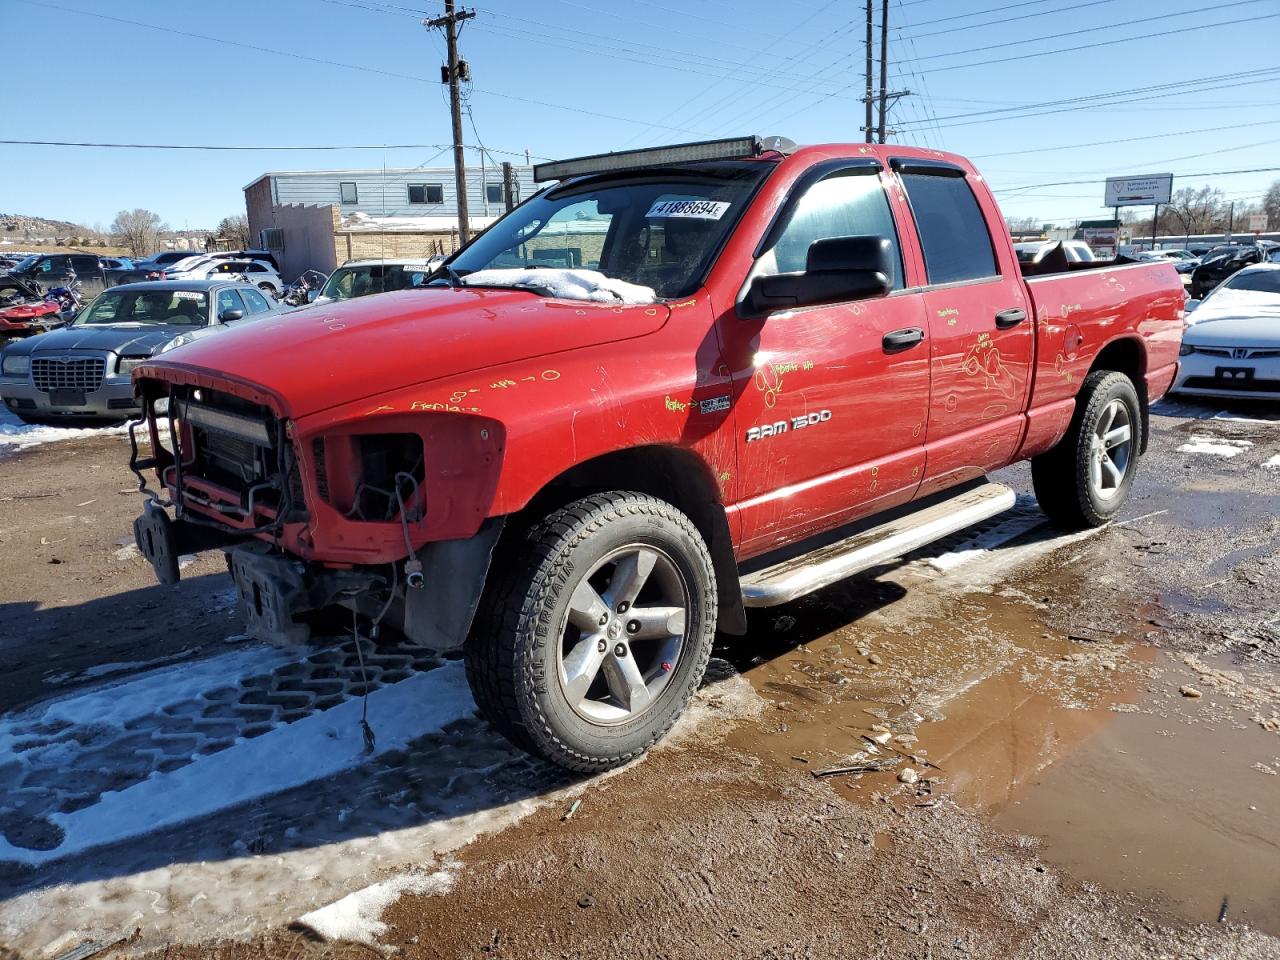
[1248,213,1268,233]
[1104,174,1173,207]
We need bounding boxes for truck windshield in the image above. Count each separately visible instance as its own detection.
[447,161,773,300]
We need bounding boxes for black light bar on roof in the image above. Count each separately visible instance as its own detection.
[532,136,764,183]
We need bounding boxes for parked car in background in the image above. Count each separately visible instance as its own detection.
[1013,240,1095,264]
[132,250,205,278]
[3,252,109,297]
[1190,242,1280,299]
[311,258,434,302]
[0,274,62,337]
[1174,264,1280,400]
[99,256,135,270]
[0,279,285,422]
[199,259,284,296]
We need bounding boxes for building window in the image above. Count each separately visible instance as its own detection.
[260,228,284,252]
[339,181,358,204]
[485,183,504,204]
[408,183,444,205]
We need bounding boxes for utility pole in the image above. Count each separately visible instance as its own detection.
[501,161,516,212]
[876,0,889,144]
[864,0,874,143]
[424,1,476,244]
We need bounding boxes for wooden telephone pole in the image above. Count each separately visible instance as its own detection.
[424,1,476,244]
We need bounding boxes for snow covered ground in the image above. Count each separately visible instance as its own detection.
[0,630,761,956]
[0,406,132,453]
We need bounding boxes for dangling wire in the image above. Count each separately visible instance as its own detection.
[352,608,376,755]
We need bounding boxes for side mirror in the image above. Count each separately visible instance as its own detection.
[219,309,244,322]
[744,236,892,317]
[1183,299,1200,314]
[306,289,318,302]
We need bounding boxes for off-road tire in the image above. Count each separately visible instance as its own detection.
[1032,370,1141,529]
[465,492,717,772]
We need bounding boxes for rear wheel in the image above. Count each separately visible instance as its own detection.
[465,492,716,772]
[1032,370,1141,529]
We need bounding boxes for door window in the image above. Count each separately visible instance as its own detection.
[216,288,245,320]
[240,288,272,313]
[900,173,998,285]
[758,170,903,290]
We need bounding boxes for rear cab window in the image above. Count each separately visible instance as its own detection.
[899,169,998,285]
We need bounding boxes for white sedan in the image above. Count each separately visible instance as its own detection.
[1173,264,1280,400]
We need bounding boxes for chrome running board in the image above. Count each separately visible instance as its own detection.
[739,482,1016,607]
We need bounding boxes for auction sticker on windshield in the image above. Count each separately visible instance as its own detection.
[646,199,731,220]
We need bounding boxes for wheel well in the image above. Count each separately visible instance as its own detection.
[520,446,747,635]
[1089,337,1149,453]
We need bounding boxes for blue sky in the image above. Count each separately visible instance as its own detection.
[3,0,1278,231]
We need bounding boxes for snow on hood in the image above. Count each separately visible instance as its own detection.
[462,268,657,305]
[1185,287,1280,345]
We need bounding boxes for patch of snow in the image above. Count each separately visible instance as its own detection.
[925,500,1047,572]
[0,667,758,954]
[340,211,499,233]
[299,866,457,945]
[0,645,291,757]
[462,268,657,304]
[0,662,476,866]
[1176,436,1253,458]
[1264,454,1280,470]
[112,543,140,561]
[0,406,132,452]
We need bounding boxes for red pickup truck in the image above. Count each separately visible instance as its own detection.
[128,138,1184,771]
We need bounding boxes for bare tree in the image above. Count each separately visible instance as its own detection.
[111,208,166,258]
[1263,179,1280,231]
[216,214,251,248]
[1162,187,1226,236]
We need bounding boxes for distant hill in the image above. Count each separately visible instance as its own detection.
[1,213,89,238]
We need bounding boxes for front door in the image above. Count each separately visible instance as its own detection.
[893,161,1033,496]
[726,164,931,557]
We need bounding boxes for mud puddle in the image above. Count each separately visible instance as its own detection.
[720,564,1280,936]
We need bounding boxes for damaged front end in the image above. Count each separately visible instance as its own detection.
[128,375,504,651]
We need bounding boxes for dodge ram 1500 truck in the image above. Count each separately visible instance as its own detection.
[127,137,1184,771]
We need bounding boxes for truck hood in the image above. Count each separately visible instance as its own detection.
[16,323,195,356]
[139,286,672,417]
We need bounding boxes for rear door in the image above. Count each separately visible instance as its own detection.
[69,255,105,296]
[892,159,1033,496]
[730,160,931,555]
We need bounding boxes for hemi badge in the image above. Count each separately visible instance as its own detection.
[700,395,731,415]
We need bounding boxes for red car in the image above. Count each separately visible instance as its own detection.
[128,138,1184,770]
[0,275,60,334]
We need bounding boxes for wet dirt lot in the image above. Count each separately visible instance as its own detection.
[1,397,1279,960]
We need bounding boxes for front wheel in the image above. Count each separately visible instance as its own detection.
[1032,370,1141,529]
[465,492,717,772]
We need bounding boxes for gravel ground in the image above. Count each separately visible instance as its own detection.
[0,398,1278,959]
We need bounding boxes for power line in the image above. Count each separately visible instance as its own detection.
[897,0,1268,65]
[0,138,552,157]
[967,118,1280,162]
[993,166,1280,195]
[895,69,1280,130]
[912,12,1280,76]
[14,0,715,137]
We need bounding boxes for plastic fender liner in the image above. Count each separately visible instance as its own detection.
[386,517,506,652]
